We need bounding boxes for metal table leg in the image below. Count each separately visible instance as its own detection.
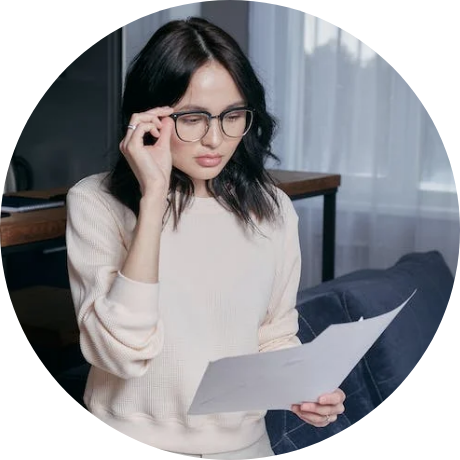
[322,190,337,281]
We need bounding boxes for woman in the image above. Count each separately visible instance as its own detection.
[66,17,345,459]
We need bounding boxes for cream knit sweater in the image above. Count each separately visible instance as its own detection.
[66,173,301,454]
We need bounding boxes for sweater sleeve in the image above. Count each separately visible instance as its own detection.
[66,181,164,379]
[258,193,302,352]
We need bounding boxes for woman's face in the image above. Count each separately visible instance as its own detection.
[170,61,246,197]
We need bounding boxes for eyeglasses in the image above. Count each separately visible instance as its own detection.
[169,107,254,143]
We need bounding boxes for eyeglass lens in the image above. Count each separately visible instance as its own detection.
[175,109,253,142]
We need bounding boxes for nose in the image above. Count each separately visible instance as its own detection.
[201,117,224,148]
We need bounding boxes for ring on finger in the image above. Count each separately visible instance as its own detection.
[127,124,137,131]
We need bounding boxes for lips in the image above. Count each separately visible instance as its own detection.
[194,155,223,167]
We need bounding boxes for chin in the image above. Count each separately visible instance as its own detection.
[205,167,225,176]
[189,165,227,181]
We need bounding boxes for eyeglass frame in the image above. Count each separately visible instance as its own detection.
[169,106,255,143]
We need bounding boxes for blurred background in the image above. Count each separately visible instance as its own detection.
[5,1,458,287]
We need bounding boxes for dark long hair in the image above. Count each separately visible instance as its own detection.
[107,17,281,229]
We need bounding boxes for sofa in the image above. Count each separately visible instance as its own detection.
[56,250,454,454]
[265,250,454,454]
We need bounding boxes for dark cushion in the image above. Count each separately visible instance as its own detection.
[266,251,454,452]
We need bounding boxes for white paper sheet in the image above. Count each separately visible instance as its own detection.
[188,289,417,415]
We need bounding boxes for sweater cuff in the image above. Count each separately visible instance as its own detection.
[105,272,160,327]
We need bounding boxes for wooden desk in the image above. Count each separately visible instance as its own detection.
[1,188,67,254]
[0,188,67,286]
[1,171,341,280]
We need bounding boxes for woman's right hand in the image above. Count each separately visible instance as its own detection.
[119,107,175,198]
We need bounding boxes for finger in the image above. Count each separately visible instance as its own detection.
[300,402,345,416]
[292,406,337,427]
[294,407,337,426]
[154,117,175,149]
[318,389,346,406]
[121,119,153,148]
[300,403,345,417]
[122,122,160,154]
[121,124,137,147]
[126,107,174,134]
[303,412,337,426]
[130,107,174,126]
[300,402,325,415]
[144,106,174,116]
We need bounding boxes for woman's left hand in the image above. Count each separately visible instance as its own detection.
[291,389,346,427]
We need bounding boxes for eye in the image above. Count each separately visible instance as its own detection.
[180,115,204,125]
[226,111,245,122]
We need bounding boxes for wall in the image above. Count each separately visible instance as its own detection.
[11,31,122,190]
[201,0,249,53]
[123,3,202,71]
[4,32,123,338]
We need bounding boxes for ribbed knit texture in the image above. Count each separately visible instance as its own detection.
[66,173,301,454]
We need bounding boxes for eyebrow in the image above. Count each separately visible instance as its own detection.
[175,101,247,112]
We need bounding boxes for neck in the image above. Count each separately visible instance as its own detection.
[193,179,211,198]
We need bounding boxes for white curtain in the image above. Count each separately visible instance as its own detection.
[249,2,459,289]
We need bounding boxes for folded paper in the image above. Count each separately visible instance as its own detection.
[188,290,417,415]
